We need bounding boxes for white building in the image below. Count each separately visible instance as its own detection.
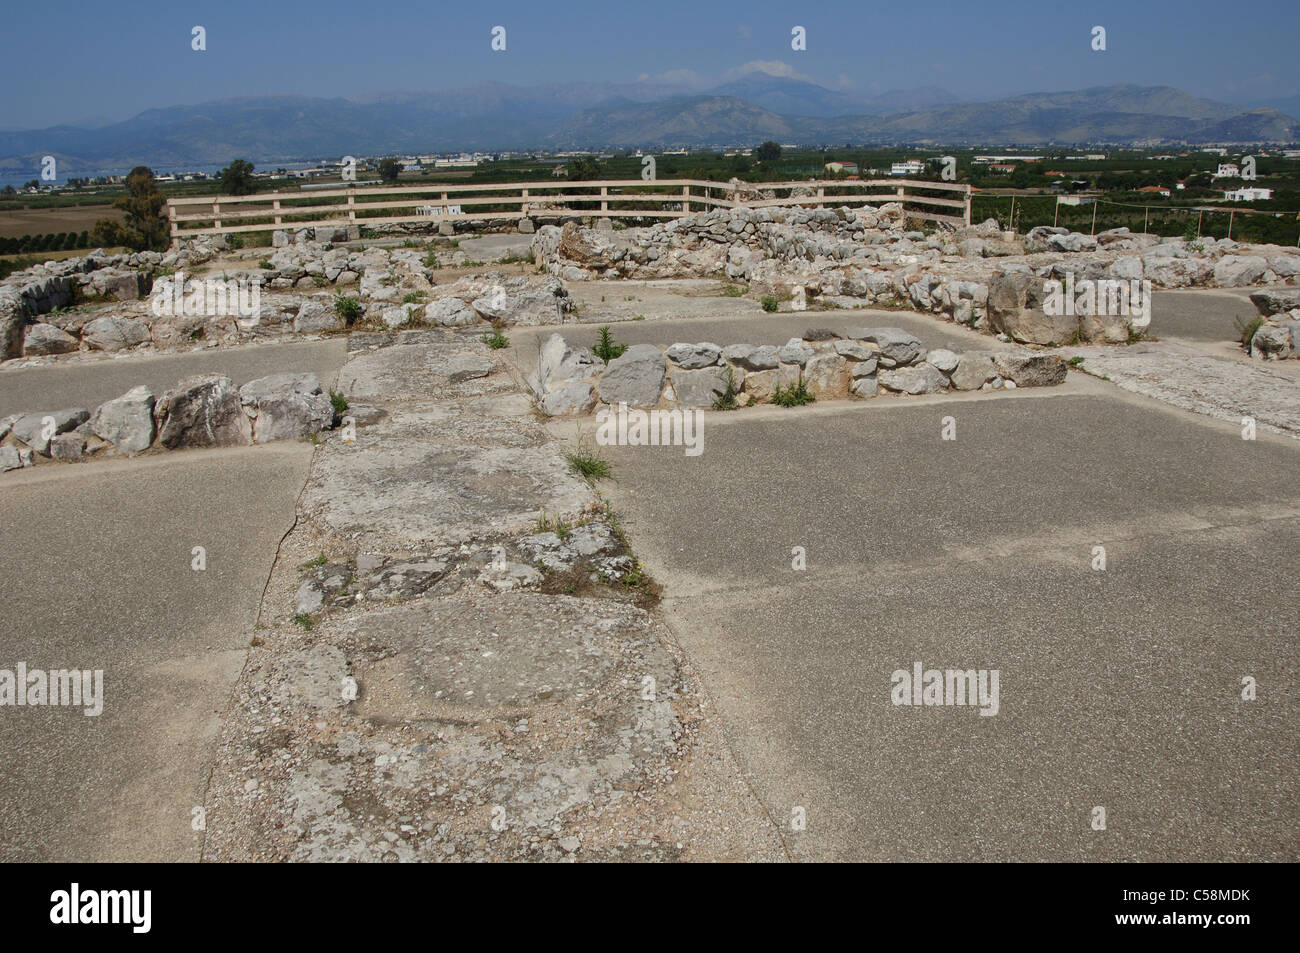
[890,160,925,176]
[1223,187,1272,201]
[1213,163,1240,179]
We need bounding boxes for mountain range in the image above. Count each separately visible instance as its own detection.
[2,80,1297,176]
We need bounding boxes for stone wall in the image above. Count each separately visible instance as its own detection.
[531,208,1300,348]
[1247,289,1300,360]
[1,371,339,473]
[528,328,1067,416]
[2,237,574,361]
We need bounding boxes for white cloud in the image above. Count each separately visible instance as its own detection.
[634,69,705,88]
[723,60,815,83]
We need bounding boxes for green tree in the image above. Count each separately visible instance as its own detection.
[92,166,168,250]
[377,158,402,183]
[566,157,601,181]
[756,141,782,163]
[218,159,256,195]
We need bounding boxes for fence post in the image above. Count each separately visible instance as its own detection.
[1228,209,1234,241]
[1143,206,1149,235]
[1090,201,1098,235]
[1053,197,1059,228]
[600,185,608,213]
[346,190,355,224]
[169,202,177,241]
[521,187,529,217]
[1197,209,1203,238]
[213,199,221,232]
[681,184,690,215]
[964,186,971,226]
[274,198,282,227]
[1009,196,1015,233]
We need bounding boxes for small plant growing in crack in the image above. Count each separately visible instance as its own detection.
[713,366,741,410]
[772,375,815,407]
[565,435,612,482]
[593,325,627,364]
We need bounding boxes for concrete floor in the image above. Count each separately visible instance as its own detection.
[0,444,316,861]
[596,376,1300,860]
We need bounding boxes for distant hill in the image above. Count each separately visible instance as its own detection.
[0,81,1295,176]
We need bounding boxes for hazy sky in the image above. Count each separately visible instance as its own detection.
[4,0,1298,128]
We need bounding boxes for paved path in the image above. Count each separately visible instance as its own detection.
[0,445,316,861]
[0,338,347,419]
[0,339,348,861]
[596,375,1300,861]
[1151,289,1257,344]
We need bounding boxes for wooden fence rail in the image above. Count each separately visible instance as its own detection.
[167,177,972,239]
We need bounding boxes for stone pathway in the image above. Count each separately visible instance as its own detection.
[1061,341,1300,437]
[201,329,783,862]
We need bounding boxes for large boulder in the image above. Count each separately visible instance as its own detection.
[1024,226,1069,252]
[1213,256,1268,288]
[529,333,601,415]
[240,373,336,443]
[539,378,597,416]
[530,333,600,392]
[86,269,149,301]
[10,407,90,456]
[744,364,800,403]
[49,432,85,462]
[847,327,923,366]
[802,352,848,400]
[1249,325,1294,360]
[1045,232,1098,253]
[991,291,1079,344]
[950,352,998,391]
[293,296,346,334]
[597,344,666,407]
[81,316,149,352]
[669,365,733,407]
[470,286,569,326]
[994,353,1067,387]
[1,294,26,360]
[0,445,33,473]
[23,323,79,356]
[1267,255,1300,278]
[90,385,156,454]
[987,272,1034,318]
[154,374,252,448]
[878,364,949,395]
[665,342,722,369]
[424,297,478,327]
[1248,288,1300,317]
[926,348,959,373]
[723,343,780,370]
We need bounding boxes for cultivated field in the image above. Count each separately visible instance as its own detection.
[0,204,121,239]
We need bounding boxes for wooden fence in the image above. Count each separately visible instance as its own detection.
[167,177,972,240]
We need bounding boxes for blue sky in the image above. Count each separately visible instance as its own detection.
[4,0,1299,128]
